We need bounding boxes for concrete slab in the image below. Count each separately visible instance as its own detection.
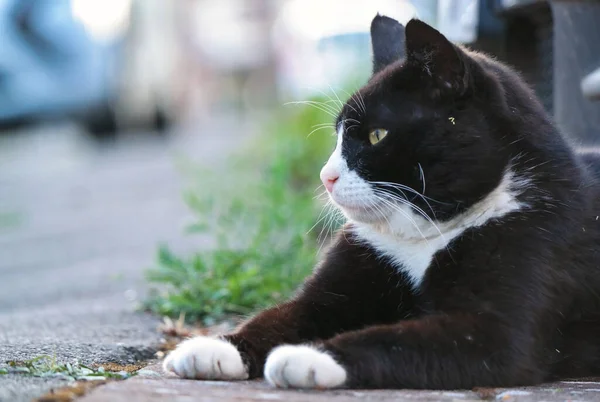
[78,364,600,402]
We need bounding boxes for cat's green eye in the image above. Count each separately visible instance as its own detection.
[369,128,388,145]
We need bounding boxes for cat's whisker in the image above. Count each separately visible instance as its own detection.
[313,190,329,200]
[308,200,334,236]
[307,86,344,111]
[372,197,435,268]
[284,101,339,119]
[367,197,395,236]
[321,99,344,110]
[328,209,343,243]
[307,125,336,139]
[295,96,343,113]
[344,124,360,133]
[311,123,335,129]
[371,181,438,219]
[316,203,342,254]
[418,163,426,194]
[343,118,361,125]
[371,181,450,206]
[377,190,437,225]
[335,87,363,116]
[371,181,436,201]
[340,88,366,116]
[376,184,410,203]
[373,195,431,246]
[374,189,446,242]
[327,85,344,105]
[315,202,335,242]
[317,200,335,241]
[285,100,338,111]
[374,189,436,225]
[328,85,360,116]
[355,90,367,115]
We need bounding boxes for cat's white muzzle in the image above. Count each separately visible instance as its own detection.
[320,124,394,224]
[321,157,390,223]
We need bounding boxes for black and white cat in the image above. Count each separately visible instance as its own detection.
[163,15,600,389]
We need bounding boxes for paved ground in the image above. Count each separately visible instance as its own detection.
[76,364,600,402]
[0,118,249,402]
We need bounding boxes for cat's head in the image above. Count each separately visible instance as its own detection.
[320,15,535,237]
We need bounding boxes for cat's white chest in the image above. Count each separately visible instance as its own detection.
[352,224,453,287]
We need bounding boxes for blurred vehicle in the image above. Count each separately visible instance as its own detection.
[0,0,182,137]
[273,0,479,101]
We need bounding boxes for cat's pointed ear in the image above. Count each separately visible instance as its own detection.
[371,14,406,74]
[405,19,468,93]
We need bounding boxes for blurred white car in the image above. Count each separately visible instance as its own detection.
[0,0,182,137]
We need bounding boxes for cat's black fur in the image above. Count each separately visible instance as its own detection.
[223,16,600,388]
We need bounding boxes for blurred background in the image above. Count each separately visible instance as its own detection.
[1,0,599,139]
[1,0,600,362]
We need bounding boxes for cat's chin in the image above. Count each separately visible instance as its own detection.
[328,192,394,224]
[336,203,390,225]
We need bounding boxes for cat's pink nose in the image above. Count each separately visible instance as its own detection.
[321,170,339,193]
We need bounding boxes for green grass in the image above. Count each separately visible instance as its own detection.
[144,95,345,325]
[2,356,135,381]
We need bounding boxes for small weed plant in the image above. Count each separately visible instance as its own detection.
[2,355,136,381]
[144,95,348,325]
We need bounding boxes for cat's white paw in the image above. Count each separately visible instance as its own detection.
[264,345,347,389]
[162,336,248,380]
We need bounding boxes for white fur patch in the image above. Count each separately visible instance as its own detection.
[322,126,383,221]
[264,345,347,389]
[162,336,248,380]
[320,125,348,181]
[352,171,529,286]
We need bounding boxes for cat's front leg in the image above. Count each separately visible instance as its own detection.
[162,230,415,380]
[161,301,306,380]
[264,313,539,389]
